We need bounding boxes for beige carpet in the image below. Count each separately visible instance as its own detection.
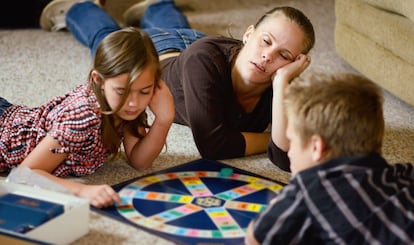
[0,0,413,244]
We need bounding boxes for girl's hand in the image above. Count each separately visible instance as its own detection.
[123,80,174,171]
[273,54,311,86]
[149,79,175,125]
[77,184,122,208]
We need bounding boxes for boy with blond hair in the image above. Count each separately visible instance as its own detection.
[246,73,414,244]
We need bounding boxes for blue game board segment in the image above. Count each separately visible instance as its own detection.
[133,199,183,217]
[236,188,277,204]
[146,179,191,195]
[201,178,246,194]
[168,210,217,230]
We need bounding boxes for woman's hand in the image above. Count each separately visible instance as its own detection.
[149,79,175,126]
[77,184,122,208]
[273,54,311,86]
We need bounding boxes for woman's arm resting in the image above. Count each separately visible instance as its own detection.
[242,131,271,156]
[271,54,311,151]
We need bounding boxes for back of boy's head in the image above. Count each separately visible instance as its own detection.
[284,72,384,159]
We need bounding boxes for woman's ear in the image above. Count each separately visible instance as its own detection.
[310,134,325,162]
[242,25,255,44]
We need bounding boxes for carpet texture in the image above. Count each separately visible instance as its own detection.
[0,0,413,244]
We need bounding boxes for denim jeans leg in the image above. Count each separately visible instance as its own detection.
[66,2,121,56]
[144,28,206,54]
[140,0,205,54]
[0,97,12,117]
[141,1,190,29]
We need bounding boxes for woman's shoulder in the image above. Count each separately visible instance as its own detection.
[195,36,241,44]
[192,35,241,47]
[177,36,242,68]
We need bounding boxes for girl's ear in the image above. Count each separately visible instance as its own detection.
[91,70,103,88]
[242,25,255,44]
[310,134,326,162]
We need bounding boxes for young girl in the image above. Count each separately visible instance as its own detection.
[0,27,175,208]
[42,0,314,170]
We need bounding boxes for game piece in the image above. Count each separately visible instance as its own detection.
[219,167,233,178]
[95,159,285,245]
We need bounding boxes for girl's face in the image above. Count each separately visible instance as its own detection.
[237,15,306,84]
[100,65,156,124]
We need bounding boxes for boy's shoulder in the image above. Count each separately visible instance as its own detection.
[292,153,388,184]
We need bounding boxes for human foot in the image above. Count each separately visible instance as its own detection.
[40,0,87,31]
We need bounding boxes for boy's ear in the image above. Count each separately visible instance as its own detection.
[310,134,325,162]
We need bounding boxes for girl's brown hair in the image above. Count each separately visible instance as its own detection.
[88,27,161,155]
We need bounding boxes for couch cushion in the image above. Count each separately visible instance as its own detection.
[362,0,414,22]
[336,0,414,65]
[335,22,414,106]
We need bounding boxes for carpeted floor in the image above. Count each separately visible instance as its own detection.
[0,0,413,244]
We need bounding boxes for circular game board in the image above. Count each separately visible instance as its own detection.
[115,169,283,243]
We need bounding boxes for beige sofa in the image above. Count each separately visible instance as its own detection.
[335,0,414,106]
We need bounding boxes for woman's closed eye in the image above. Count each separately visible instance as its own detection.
[262,38,271,45]
[280,53,291,61]
[280,51,294,61]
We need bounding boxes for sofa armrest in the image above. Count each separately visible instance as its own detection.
[361,0,414,22]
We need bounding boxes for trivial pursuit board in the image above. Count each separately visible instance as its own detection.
[95,159,285,245]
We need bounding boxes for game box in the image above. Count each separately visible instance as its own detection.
[0,193,64,233]
[0,180,89,244]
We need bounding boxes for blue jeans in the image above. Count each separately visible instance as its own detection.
[66,1,206,56]
[0,97,12,116]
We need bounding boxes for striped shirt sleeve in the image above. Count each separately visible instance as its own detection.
[253,183,310,244]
